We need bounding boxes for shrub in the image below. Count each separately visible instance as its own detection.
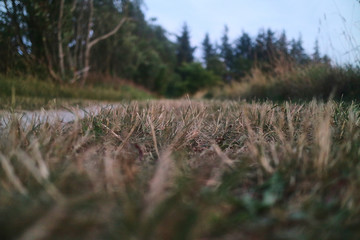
[167,62,221,97]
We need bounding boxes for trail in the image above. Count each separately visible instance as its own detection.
[0,105,116,128]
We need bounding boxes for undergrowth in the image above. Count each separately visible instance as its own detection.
[1,100,360,239]
[209,64,360,101]
[0,75,153,110]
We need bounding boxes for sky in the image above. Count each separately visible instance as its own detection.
[143,0,360,65]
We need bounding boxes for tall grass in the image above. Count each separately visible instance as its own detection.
[1,100,360,239]
[209,64,360,101]
[0,75,153,109]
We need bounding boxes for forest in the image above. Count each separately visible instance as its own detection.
[1,0,353,101]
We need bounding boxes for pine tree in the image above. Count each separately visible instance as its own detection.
[176,23,195,66]
[265,29,276,61]
[276,30,289,58]
[312,39,321,63]
[201,34,226,77]
[202,33,215,68]
[220,25,234,71]
[234,32,253,59]
[254,29,266,63]
[290,35,310,65]
[233,32,253,78]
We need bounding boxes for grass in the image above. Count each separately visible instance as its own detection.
[1,99,360,239]
[0,75,153,110]
[208,64,360,101]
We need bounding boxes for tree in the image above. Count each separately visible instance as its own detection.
[265,29,276,58]
[202,33,226,78]
[220,25,234,72]
[202,33,215,68]
[290,35,310,65]
[169,62,220,96]
[75,0,131,84]
[233,32,253,78]
[312,39,321,63]
[234,32,253,59]
[254,29,267,63]
[0,0,134,84]
[176,23,195,66]
[275,30,289,59]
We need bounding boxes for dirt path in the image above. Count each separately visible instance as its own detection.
[0,105,116,127]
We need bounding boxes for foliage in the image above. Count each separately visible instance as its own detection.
[0,0,176,93]
[1,100,360,239]
[176,23,196,66]
[220,25,234,75]
[202,33,226,78]
[168,63,221,97]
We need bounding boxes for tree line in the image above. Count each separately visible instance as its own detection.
[0,0,330,97]
[200,26,331,81]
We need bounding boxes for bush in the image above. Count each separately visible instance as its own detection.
[167,62,221,97]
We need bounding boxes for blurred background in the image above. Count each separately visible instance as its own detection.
[0,0,359,104]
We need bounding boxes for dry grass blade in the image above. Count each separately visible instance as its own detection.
[144,148,174,217]
[116,118,139,154]
[2,99,360,240]
[100,123,124,141]
[147,115,160,157]
[315,107,332,174]
[13,150,65,203]
[206,144,235,187]
[0,152,28,195]
[211,143,234,167]
[29,140,49,179]
[17,204,67,240]
[104,145,124,193]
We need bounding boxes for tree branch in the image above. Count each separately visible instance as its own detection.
[42,36,61,82]
[88,17,128,49]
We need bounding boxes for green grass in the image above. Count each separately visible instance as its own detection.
[1,100,360,239]
[0,75,153,110]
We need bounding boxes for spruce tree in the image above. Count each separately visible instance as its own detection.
[312,39,321,63]
[202,33,215,68]
[176,23,195,66]
[233,32,253,77]
[220,25,234,71]
[234,32,253,59]
[202,33,226,77]
[276,31,289,58]
[254,29,266,63]
[265,29,276,61]
[290,35,310,65]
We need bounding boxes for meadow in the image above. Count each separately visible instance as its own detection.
[1,99,360,240]
[208,64,360,102]
[0,75,153,110]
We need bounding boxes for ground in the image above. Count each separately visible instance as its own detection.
[0,100,360,240]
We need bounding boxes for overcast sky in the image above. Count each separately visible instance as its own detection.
[144,0,360,65]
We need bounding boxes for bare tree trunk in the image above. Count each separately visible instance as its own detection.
[70,2,85,83]
[43,36,61,82]
[81,0,128,85]
[81,0,94,84]
[57,0,65,79]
